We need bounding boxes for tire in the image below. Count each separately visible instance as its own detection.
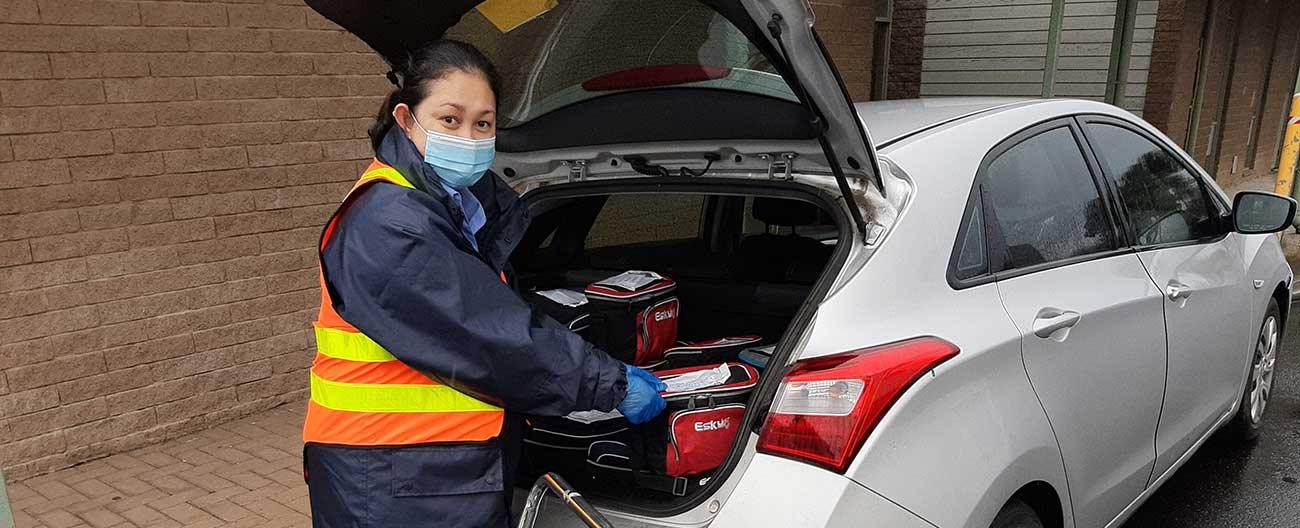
[1228,298,1281,441]
[990,499,1044,528]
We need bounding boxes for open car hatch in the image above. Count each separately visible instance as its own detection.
[305,0,881,237]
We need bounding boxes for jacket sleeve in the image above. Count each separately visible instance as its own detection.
[321,186,628,416]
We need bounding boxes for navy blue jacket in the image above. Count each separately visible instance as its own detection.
[306,127,628,528]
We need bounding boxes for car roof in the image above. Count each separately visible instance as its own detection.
[855,97,1033,147]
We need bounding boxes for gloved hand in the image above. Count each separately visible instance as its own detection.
[618,365,667,424]
[625,364,667,392]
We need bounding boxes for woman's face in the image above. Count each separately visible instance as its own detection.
[396,69,497,155]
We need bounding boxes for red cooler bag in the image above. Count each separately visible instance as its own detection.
[584,271,680,366]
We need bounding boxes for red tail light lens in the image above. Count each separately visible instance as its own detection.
[756,337,959,473]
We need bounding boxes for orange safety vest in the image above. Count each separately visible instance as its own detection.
[302,159,505,446]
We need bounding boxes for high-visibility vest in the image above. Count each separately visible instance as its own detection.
[302,159,504,446]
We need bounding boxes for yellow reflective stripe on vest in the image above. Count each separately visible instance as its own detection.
[314,326,397,363]
[357,166,415,189]
[309,372,502,413]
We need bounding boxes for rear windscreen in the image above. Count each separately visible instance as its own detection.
[446,0,797,128]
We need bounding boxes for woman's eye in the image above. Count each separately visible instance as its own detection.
[476,121,492,129]
[441,116,458,125]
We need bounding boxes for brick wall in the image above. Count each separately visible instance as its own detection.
[810,0,875,101]
[886,0,925,100]
[0,0,389,479]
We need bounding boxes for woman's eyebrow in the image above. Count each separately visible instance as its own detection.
[439,102,465,111]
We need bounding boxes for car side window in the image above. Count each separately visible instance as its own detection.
[1084,123,1219,246]
[982,126,1117,272]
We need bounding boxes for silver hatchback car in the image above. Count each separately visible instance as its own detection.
[311,1,1295,527]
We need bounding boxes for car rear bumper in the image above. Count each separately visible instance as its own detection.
[710,454,935,527]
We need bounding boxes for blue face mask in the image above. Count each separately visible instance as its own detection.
[407,112,495,188]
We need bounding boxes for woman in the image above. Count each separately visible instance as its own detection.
[303,40,667,528]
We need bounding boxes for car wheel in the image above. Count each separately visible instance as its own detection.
[990,499,1044,528]
[1229,298,1281,441]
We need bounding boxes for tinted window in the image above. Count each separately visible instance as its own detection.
[1085,123,1218,246]
[983,126,1116,271]
[585,194,705,248]
[954,198,987,279]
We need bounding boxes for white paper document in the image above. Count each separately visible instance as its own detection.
[664,364,731,392]
[534,288,588,307]
[593,270,663,291]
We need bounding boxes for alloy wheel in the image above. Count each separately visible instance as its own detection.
[1249,315,1278,424]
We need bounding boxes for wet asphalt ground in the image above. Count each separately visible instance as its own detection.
[1122,309,1300,527]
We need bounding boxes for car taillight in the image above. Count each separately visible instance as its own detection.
[756,337,959,473]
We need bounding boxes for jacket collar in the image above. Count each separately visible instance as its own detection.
[374,126,529,271]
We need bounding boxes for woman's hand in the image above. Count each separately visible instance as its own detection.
[618,365,668,424]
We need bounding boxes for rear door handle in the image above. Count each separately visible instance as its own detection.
[1033,308,1081,339]
[1166,280,1192,302]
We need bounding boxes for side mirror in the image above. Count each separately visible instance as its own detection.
[1232,191,1297,234]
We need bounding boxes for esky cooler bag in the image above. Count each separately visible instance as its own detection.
[660,335,763,370]
[521,362,760,495]
[584,271,680,367]
[524,289,596,339]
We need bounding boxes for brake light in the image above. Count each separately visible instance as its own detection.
[756,337,959,473]
[581,65,733,91]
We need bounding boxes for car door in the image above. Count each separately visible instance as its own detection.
[979,120,1167,528]
[1078,117,1251,481]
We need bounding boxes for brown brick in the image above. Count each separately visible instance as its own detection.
[234,330,309,364]
[310,96,381,119]
[170,191,257,220]
[0,430,65,465]
[0,0,39,23]
[229,53,314,76]
[221,249,311,280]
[280,119,361,143]
[0,159,71,189]
[227,289,314,322]
[156,387,234,422]
[346,74,393,96]
[276,75,348,98]
[0,257,87,293]
[60,102,156,131]
[188,28,271,52]
[1,78,104,107]
[55,364,151,405]
[147,340,235,383]
[38,0,140,25]
[154,98,297,126]
[104,77,195,103]
[213,210,293,238]
[77,203,131,228]
[132,198,173,224]
[194,76,278,100]
[205,166,289,193]
[312,53,385,75]
[66,408,156,448]
[0,180,121,215]
[49,52,151,79]
[6,397,106,439]
[269,307,313,335]
[163,146,247,174]
[127,217,214,248]
[0,327,101,371]
[265,268,314,294]
[200,122,283,148]
[174,235,260,265]
[254,181,345,210]
[295,160,360,185]
[321,139,370,161]
[95,27,188,52]
[29,228,129,261]
[0,240,31,267]
[0,138,11,162]
[0,209,80,241]
[101,334,193,372]
[246,142,322,168]
[0,107,59,135]
[105,376,193,414]
[0,387,58,419]
[270,29,351,52]
[140,1,225,27]
[289,203,335,227]
[192,319,271,352]
[0,53,51,79]
[0,307,98,349]
[112,125,203,153]
[67,152,165,181]
[82,245,177,278]
[80,262,223,309]
[257,227,317,253]
[0,288,47,319]
[0,24,97,52]
[10,130,114,160]
[227,4,305,28]
[7,349,104,392]
[0,372,6,395]
[238,372,300,402]
[148,52,235,77]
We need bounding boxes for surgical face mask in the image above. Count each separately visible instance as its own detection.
[404,110,495,188]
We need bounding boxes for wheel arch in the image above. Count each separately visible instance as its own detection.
[1009,481,1065,528]
[1271,282,1289,330]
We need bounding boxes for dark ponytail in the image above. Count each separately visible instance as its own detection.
[368,39,503,152]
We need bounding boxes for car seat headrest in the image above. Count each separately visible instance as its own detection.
[752,197,822,227]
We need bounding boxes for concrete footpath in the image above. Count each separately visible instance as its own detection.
[6,405,309,528]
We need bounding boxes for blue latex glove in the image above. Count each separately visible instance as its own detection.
[618,365,667,424]
[625,364,668,392]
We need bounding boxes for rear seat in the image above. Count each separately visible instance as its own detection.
[735,198,833,284]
